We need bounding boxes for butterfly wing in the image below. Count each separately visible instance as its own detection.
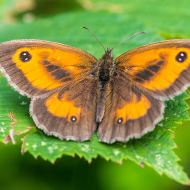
[0,40,98,141]
[115,39,190,99]
[99,39,190,143]
[98,78,164,143]
[31,78,98,141]
[0,40,97,97]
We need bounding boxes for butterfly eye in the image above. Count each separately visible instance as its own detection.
[175,51,187,63]
[70,116,77,122]
[19,51,32,62]
[117,118,123,124]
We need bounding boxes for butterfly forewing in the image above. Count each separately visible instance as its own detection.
[115,39,190,100]
[0,40,97,98]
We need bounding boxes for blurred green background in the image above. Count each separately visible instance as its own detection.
[0,0,190,190]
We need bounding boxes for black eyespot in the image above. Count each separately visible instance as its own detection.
[70,116,77,123]
[175,51,187,63]
[19,51,32,62]
[117,118,123,124]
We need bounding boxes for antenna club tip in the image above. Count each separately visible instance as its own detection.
[137,31,147,35]
[82,26,88,30]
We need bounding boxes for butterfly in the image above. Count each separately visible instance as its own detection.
[0,29,189,144]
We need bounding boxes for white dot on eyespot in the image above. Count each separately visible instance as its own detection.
[70,116,77,122]
[181,53,185,56]
[117,118,123,124]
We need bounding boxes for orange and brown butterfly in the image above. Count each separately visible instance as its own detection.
[0,27,190,143]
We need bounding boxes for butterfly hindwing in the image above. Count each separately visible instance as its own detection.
[30,78,98,141]
[98,78,164,143]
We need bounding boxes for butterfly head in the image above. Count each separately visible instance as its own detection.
[100,48,114,63]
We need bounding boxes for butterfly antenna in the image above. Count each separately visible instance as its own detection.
[111,32,147,51]
[82,26,106,52]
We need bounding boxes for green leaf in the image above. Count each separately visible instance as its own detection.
[22,92,190,184]
[0,11,190,185]
[0,75,35,143]
[80,0,190,38]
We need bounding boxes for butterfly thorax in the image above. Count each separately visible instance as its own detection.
[98,49,114,85]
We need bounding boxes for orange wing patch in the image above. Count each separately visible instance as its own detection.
[45,92,81,123]
[117,46,190,91]
[12,47,94,90]
[116,94,151,124]
[117,49,161,70]
[141,48,190,90]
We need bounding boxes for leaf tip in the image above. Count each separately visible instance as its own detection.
[51,161,55,165]
[3,135,11,145]
[21,147,26,154]
[140,162,144,168]
[178,158,182,162]
[21,137,26,154]
[168,128,176,136]
[119,162,123,165]
[184,181,190,186]
[175,145,179,149]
